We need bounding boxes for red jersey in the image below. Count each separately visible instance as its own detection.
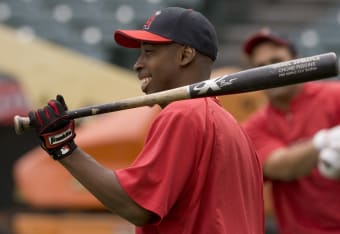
[116,97,264,234]
[242,82,340,234]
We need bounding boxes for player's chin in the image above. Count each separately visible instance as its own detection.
[265,88,290,99]
[142,87,151,94]
[141,86,149,94]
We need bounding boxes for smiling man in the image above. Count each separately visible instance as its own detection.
[27,7,264,234]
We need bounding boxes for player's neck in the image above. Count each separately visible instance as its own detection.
[270,100,291,112]
[270,85,302,112]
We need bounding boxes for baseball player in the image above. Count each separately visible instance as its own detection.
[242,28,340,234]
[27,7,264,233]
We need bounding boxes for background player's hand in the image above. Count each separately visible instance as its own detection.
[313,125,340,151]
[28,95,77,160]
[318,147,340,180]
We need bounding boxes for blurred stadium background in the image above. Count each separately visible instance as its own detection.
[0,0,339,234]
[0,0,339,68]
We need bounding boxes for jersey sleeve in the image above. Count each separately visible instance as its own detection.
[115,106,202,222]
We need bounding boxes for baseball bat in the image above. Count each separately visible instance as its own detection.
[14,52,339,135]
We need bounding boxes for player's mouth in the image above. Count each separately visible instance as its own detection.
[140,77,152,92]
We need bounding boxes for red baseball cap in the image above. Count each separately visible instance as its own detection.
[114,7,218,61]
[243,28,295,56]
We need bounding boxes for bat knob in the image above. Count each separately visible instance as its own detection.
[14,115,31,135]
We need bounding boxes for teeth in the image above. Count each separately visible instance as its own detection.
[141,77,152,91]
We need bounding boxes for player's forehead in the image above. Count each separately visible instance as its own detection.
[140,41,183,50]
[141,41,172,47]
[249,43,293,65]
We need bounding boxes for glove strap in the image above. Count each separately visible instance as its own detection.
[40,122,77,160]
[48,141,77,160]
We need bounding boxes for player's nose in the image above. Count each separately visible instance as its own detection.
[133,55,144,72]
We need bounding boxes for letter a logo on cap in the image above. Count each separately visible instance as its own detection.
[144,10,161,30]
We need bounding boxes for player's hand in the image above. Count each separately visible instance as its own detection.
[318,147,340,180]
[28,95,77,160]
[313,125,340,151]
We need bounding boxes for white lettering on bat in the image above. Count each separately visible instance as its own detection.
[192,76,238,95]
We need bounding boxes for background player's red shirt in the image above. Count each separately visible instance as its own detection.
[243,82,340,234]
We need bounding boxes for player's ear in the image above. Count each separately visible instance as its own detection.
[179,46,196,66]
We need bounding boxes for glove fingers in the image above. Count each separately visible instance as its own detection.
[56,95,68,111]
[48,100,65,114]
[28,108,51,132]
[39,108,52,125]
[28,110,43,128]
[45,106,57,119]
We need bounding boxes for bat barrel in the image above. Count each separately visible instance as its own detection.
[189,52,339,98]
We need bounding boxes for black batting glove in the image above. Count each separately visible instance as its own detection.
[28,95,77,160]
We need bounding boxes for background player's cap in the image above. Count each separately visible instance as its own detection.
[114,7,218,61]
[243,28,297,56]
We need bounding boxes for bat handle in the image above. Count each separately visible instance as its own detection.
[14,115,31,135]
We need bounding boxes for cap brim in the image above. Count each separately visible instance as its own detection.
[243,34,288,55]
[114,30,172,48]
